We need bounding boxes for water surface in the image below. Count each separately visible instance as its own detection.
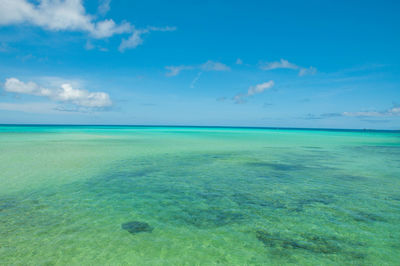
[1,126,399,265]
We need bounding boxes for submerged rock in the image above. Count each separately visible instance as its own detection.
[121,221,153,234]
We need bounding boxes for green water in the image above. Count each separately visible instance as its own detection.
[1,125,399,265]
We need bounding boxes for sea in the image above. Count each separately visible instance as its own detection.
[1,125,399,265]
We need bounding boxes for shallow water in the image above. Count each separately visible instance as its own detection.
[1,125,399,265]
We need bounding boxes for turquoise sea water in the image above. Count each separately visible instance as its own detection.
[1,125,399,265]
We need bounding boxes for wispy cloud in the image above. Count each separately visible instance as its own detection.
[190,72,202,88]
[85,40,95,50]
[119,29,145,51]
[343,106,400,117]
[98,0,111,16]
[298,66,317,76]
[200,60,230,71]
[165,65,194,77]
[165,60,230,76]
[260,59,316,76]
[236,58,243,65]
[0,101,104,114]
[3,77,112,108]
[304,106,400,120]
[261,59,298,70]
[216,97,227,102]
[233,80,275,104]
[119,26,176,52]
[303,113,343,120]
[0,0,175,51]
[335,63,388,75]
[53,105,108,113]
[0,102,59,114]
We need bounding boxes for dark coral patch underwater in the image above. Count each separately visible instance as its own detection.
[248,161,307,171]
[256,230,366,259]
[121,221,153,234]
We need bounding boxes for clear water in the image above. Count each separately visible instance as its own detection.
[1,125,399,265]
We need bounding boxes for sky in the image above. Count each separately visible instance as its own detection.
[0,0,399,129]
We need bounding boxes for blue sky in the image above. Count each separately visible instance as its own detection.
[0,0,399,129]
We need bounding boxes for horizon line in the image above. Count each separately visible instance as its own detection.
[0,124,399,133]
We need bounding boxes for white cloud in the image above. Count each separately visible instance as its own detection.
[261,59,298,70]
[1,0,93,31]
[0,0,131,37]
[233,80,275,104]
[55,83,111,107]
[4,77,112,108]
[389,106,400,115]
[260,58,316,76]
[247,81,275,96]
[166,60,230,76]
[0,0,133,38]
[4,78,52,96]
[91,19,132,39]
[0,0,175,51]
